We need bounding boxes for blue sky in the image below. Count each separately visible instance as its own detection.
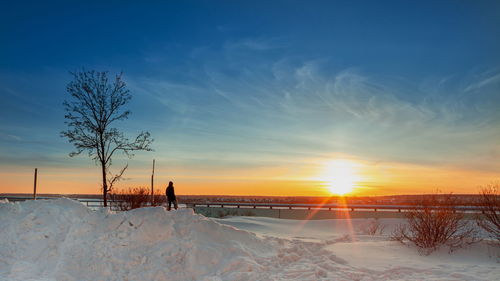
[1,0,499,194]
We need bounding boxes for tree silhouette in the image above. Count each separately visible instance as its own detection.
[61,70,153,206]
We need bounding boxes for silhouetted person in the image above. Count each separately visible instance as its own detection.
[165,181,178,211]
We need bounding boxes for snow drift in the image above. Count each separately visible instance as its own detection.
[0,198,274,281]
[1,199,498,281]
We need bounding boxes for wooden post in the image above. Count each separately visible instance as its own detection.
[33,168,37,200]
[151,159,155,206]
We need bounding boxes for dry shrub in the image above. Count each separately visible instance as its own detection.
[358,218,386,235]
[476,183,500,242]
[391,194,478,255]
[111,187,168,210]
[111,187,151,211]
[364,219,386,235]
[152,188,167,207]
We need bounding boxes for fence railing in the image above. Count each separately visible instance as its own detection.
[0,196,177,211]
[1,196,488,213]
[0,196,124,210]
[185,202,487,213]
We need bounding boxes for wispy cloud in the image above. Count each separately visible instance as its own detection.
[464,70,500,92]
[224,37,286,51]
[128,39,500,175]
[0,133,22,141]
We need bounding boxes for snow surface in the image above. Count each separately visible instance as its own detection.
[1,199,499,281]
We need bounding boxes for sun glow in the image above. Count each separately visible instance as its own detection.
[320,159,361,195]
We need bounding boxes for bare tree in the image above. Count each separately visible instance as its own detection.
[477,183,500,242]
[61,70,153,206]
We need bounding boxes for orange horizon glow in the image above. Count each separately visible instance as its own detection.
[0,156,498,196]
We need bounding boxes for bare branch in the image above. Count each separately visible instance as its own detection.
[107,164,128,194]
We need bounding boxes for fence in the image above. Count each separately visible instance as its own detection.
[0,196,123,210]
[1,196,487,212]
[185,202,485,212]
[185,202,487,219]
[0,196,183,211]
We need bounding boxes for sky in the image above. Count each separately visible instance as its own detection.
[1,0,499,196]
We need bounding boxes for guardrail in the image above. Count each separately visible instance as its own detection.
[1,196,57,202]
[0,196,124,210]
[0,196,183,211]
[1,196,488,214]
[185,202,487,213]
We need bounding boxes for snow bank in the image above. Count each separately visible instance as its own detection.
[0,199,273,281]
[1,199,499,281]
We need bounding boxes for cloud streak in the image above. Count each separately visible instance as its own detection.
[128,40,500,176]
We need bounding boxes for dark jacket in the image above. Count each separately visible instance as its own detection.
[166,185,176,201]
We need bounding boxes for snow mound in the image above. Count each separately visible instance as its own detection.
[0,199,274,281]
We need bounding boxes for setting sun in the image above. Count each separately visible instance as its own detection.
[320,160,361,195]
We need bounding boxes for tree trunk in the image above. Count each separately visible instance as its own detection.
[101,161,108,207]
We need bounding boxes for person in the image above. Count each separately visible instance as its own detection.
[165,181,178,211]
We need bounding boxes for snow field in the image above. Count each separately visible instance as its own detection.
[1,199,499,281]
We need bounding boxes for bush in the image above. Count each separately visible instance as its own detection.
[111,187,168,211]
[151,188,167,207]
[391,194,478,254]
[111,187,151,211]
[476,183,500,242]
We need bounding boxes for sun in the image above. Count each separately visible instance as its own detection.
[321,159,361,195]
